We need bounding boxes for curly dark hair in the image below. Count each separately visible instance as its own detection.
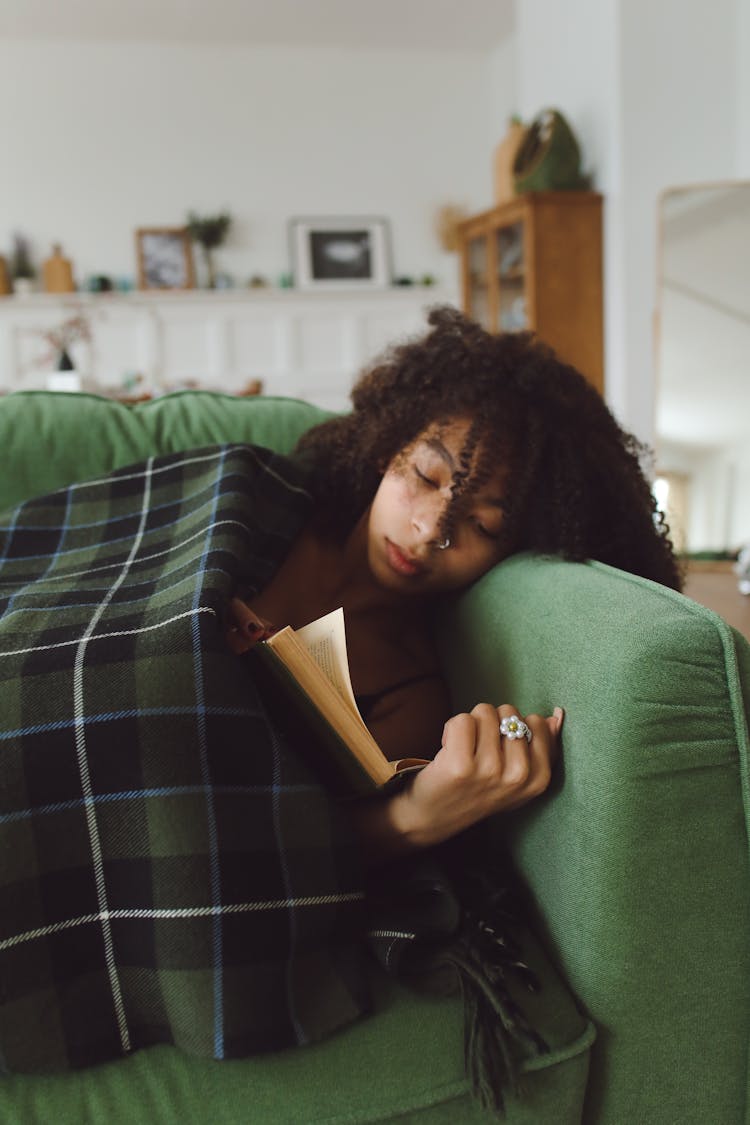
[294,306,682,590]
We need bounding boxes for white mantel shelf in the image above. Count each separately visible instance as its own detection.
[0,286,457,411]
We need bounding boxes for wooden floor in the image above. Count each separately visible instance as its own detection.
[683,562,750,643]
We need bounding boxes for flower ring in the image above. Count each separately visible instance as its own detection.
[499,715,532,743]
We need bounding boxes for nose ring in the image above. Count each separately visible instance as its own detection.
[434,537,451,551]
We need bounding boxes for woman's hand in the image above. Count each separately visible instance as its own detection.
[354,702,563,860]
[225,596,276,654]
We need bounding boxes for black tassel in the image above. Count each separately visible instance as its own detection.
[365,841,549,1116]
[430,843,549,1114]
[436,937,549,1114]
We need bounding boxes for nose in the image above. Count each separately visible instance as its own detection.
[411,496,447,546]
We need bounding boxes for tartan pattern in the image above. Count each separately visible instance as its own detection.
[0,445,368,1075]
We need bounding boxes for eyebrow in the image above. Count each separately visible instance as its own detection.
[424,436,455,470]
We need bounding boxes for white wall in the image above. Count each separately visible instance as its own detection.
[618,0,738,444]
[4,15,745,441]
[0,40,495,289]
[487,36,519,155]
[739,0,750,172]
[512,0,740,445]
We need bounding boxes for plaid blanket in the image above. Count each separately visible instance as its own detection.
[0,445,369,1074]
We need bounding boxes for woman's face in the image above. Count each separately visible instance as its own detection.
[366,418,510,595]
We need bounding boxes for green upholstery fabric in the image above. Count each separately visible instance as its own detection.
[440,555,750,1123]
[1,388,748,1123]
[0,390,329,512]
[0,929,593,1125]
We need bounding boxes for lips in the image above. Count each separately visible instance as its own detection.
[385,540,427,577]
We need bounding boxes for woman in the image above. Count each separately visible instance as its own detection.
[227,305,681,860]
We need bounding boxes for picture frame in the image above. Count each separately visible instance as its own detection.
[135,227,195,291]
[288,217,392,289]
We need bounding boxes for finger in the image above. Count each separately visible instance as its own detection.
[537,708,564,764]
[497,708,549,789]
[470,703,507,770]
[551,706,565,735]
[470,702,503,732]
[524,713,559,783]
[439,712,481,769]
[231,600,264,639]
[229,598,276,641]
[496,702,536,748]
[498,734,532,788]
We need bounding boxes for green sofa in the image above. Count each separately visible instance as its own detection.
[0,390,748,1125]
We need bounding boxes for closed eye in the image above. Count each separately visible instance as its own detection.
[415,467,439,489]
[470,515,501,540]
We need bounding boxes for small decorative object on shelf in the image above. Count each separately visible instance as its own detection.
[135,228,195,290]
[117,372,153,403]
[56,347,74,371]
[186,210,232,289]
[34,310,92,376]
[46,342,82,392]
[434,204,468,252]
[42,244,76,293]
[512,108,590,193]
[84,274,114,293]
[0,255,10,297]
[10,233,36,295]
[493,115,527,204]
[237,378,264,397]
[288,216,392,290]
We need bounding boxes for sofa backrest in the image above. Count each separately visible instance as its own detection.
[0,390,331,512]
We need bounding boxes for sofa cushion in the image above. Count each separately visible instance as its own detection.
[0,925,594,1125]
[0,390,330,511]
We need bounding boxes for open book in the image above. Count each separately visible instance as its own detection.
[253,607,428,795]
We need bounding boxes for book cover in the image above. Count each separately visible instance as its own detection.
[253,607,428,795]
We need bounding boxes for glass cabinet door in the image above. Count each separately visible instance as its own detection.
[496,222,528,332]
[465,235,492,330]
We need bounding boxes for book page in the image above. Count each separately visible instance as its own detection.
[295,607,361,720]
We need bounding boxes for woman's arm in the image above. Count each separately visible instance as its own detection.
[351,702,563,865]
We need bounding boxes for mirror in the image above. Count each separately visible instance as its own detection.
[655,181,750,557]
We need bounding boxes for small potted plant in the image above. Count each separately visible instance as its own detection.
[11,233,36,295]
[35,310,92,373]
[186,211,232,289]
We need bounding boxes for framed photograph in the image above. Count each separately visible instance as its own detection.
[135,227,195,290]
[289,217,392,289]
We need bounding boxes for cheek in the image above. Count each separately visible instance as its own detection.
[371,473,411,524]
[450,540,505,584]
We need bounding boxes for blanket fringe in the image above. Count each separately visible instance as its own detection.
[365,843,549,1117]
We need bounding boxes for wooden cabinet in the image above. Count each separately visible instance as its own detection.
[456,191,604,392]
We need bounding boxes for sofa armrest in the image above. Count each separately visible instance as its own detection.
[436,553,750,1124]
